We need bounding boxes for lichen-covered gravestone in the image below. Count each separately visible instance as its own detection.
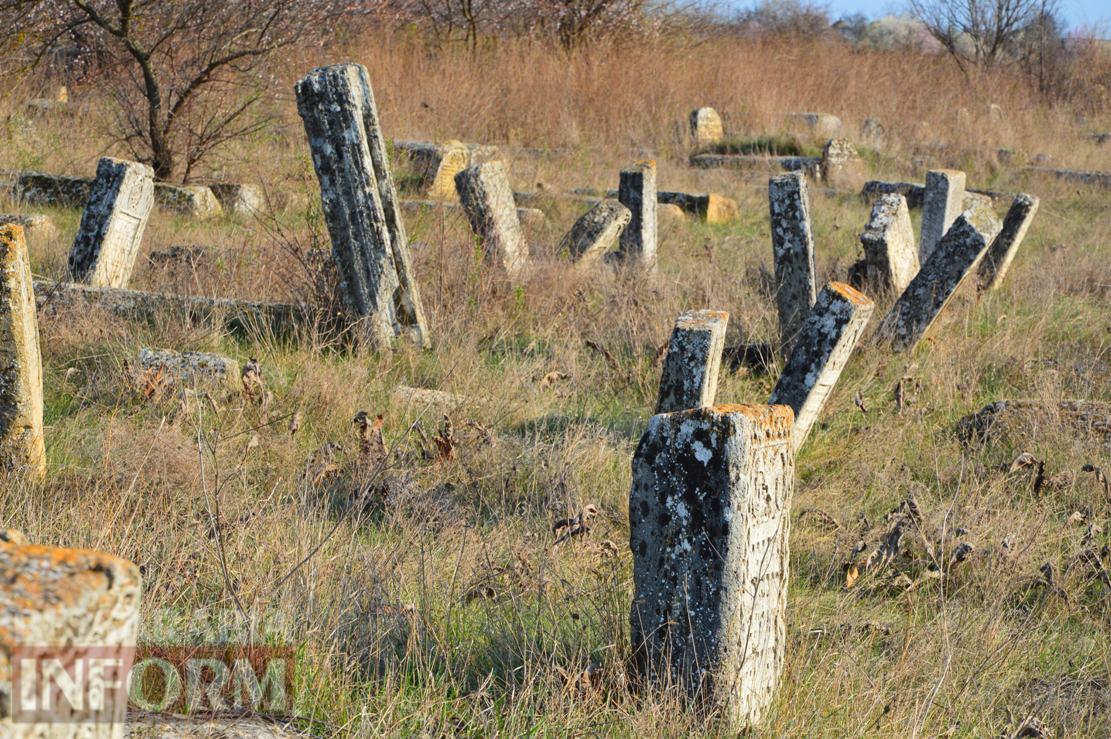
[689,108,724,147]
[1,537,141,739]
[874,207,1002,352]
[0,226,44,478]
[919,169,966,261]
[137,348,241,393]
[618,160,658,272]
[629,404,794,730]
[820,138,863,189]
[559,199,630,270]
[295,63,430,348]
[655,310,729,414]
[454,160,530,282]
[68,157,155,288]
[769,282,874,451]
[769,172,817,351]
[976,193,1039,291]
[857,194,919,294]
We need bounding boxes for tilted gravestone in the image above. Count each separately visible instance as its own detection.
[68,157,155,288]
[689,107,724,147]
[857,194,919,295]
[454,161,530,282]
[1,537,141,739]
[919,169,966,261]
[874,207,1003,352]
[0,226,44,478]
[559,199,630,270]
[976,193,1039,291]
[655,310,729,414]
[629,403,794,730]
[295,63,431,348]
[769,282,874,451]
[618,160,658,272]
[769,172,817,351]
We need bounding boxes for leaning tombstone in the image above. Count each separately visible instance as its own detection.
[976,193,1039,291]
[68,157,155,288]
[769,172,817,352]
[1,537,141,739]
[655,310,728,414]
[617,160,658,272]
[295,63,431,348]
[689,108,724,147]
[629,403,794,731]
[0,226,45,478]
[919,169,966,261]
[855,194,919,295]
[873,207,1002,352]
[559,199,630,270]
[455,160,530,282]
[769,283,874,451]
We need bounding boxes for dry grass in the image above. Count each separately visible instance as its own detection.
[2,26,1111,739]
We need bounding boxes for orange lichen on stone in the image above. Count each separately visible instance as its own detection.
[828,281,872,307]
[710,403,795,433]
[675,310,729,331]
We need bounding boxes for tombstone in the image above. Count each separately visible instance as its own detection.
[689,107,724,147]
[153,183,223,219]
[395,140,471,200]
[0,226,44,478]
[873,207,1003,352]
[657,192,738,224]
[296,63,431,348]
[655,310,728,414]
[454,161,530,282]
[855,194,919,295]
[137,347,241,393]
[919,169,966,261]
[769,283,874,451]
[618,160,658,272]
[15,172,92,208]
[976,193,1040,291]
[860,118,885,146]
[861,180,926,209]
[208,183,265,215]
[629,403,794,730]
[0,215,55,240]
[768,172,817,351]
[68,157,155,288]
[1,538,141,739]
[559,199,631,269]
[961,192,1002,237]
[820,138,864,189]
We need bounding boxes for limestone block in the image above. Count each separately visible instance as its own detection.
[296,63,431,348]
[0,215,55,240]
[15,172,91,208]
[920,169,966,261]
[961,192,1002,238]
[153,183,223,219]
[629,404,794,730]
[137,348,240,393]
[858,194,919,295]
[208,183,265,215]
[559,199,631,269]
[0,226,44,478]
[873,207,1002,352]
[655,310,728,414]
[657,192,738,224]
[689,107,724,147]
[976,193,1039,291]
[69,157,155,288]
[768,172,817,351]
[657,203,686,229]
[861,180,925,209]
[820,138,864,189]
[618,160,658,272]
[786,112,842,139]
[394,140,471,200]
[1,541,141,739]
[769,282,874,451]
[454,161,529,282]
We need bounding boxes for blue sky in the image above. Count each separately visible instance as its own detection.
[820,0,1111,34]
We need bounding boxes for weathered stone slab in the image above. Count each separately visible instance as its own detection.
[690,154,821,179]
[860,118,885,146]
[976,193,1039,291]
[769,282,874,451]
[786,112,842,138]
[769,172,817,351]
[1023,167,1111,189]
[655,310,728,414]
[1,540,141,739]
[961,192,1002,240]
[559,199,630,269]
[15,172,91,208]
[920,169,966,261]
[0,214,55,240]
[137,348,240,393]
[861,180,925,208]
[618,160,658,271]
[690,107,724,146]
[296,63,431,348]
[856,194,919,294]
[69,157,155,288]
[820,138,863,188]
[873,207,1002,352]
[208,183,265,215]
[153,183,223,219]
[657,192,738,224]
[0,226,44,478]
[629,403,794,730]
[394,140,471,200]
[454,161,529,281]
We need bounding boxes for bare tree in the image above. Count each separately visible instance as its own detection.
[907,0,1060,72]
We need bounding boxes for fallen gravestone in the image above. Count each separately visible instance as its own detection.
[14,172,91,208]
[0,225,44,478]
[1023,167,1111,189]
[69,157,155,288]
[630,403,794,731]
[137,348,241,393]
[655,310,728,414]
[920,169,966,261]
[618,160,658,271]
[394,140,471,200]
[690,107,724,146]
[208,183,265,215]
[559,199,631,269]
[455,161,530,282]
[296,63,431,348]
[769,172,817,351]
[153,183,223,219]
[976,193,1039,291]
[861,180,925,209]
[657,191,738,224]
[853,194,919,295]
[769,282,874,451]
[690,154,822,179]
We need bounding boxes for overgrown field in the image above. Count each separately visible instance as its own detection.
[3,30,1111,738]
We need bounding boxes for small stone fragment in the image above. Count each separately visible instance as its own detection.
[655,309,729,414]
